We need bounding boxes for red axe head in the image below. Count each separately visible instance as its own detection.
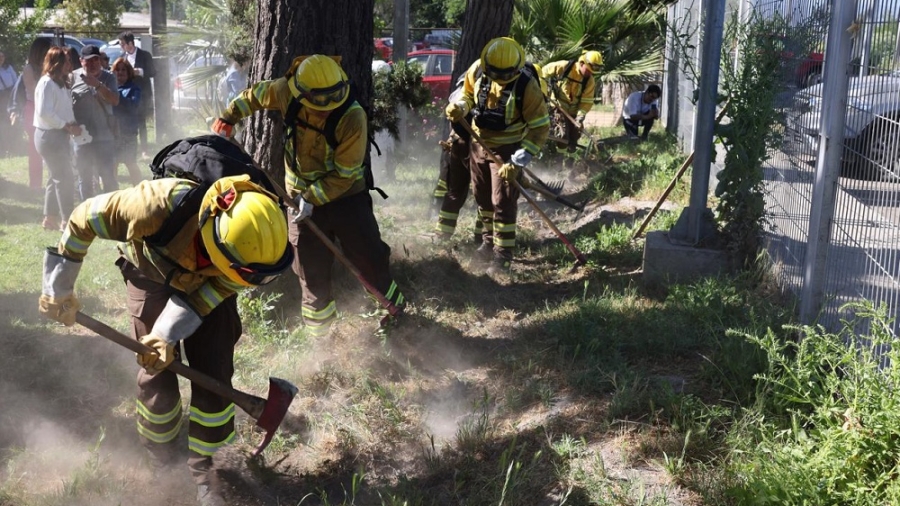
[251,377,299,456]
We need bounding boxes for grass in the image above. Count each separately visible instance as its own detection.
[0,123,886,506]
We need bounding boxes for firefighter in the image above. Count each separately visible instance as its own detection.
[212,54,406,335]
[38,176,293,506]
[432,74,486,244]
[542,50,602,156]
[445,37,550,275]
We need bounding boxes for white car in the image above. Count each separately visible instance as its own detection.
[787,71,900,181]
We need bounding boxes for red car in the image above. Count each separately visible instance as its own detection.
[406,49,456,101]
[374,37,393,60]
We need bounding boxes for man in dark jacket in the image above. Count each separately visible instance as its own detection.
[118,31,155,154]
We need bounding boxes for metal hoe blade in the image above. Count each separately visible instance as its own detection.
[252,377,300,456]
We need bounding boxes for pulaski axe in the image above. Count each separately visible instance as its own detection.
[75,312,298,457]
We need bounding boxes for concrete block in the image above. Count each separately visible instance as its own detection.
[642,230,735,285]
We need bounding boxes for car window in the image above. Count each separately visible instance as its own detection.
[433,55,452,76]
[408,55,429,71]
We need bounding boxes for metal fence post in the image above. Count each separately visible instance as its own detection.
[670,0,726,245]
[799,0,858,325]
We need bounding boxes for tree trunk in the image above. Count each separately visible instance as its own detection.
[450,0,515,86]
[246,0,375,182]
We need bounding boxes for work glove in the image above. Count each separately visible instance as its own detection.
[38,294,82,327]
[39,248,83,326]
[510,149,533,168]
[575,112,586,130]
[211,118,234,138]
[136,334,175,374]
[497,163,521,183]
[290,194,314,224]
[445,101,469,123]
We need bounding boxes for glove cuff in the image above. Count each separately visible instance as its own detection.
[150,296,203,344]
[43,247,82,298]
[510,149,533,168]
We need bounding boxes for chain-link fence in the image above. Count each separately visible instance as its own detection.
[666,0,900,336]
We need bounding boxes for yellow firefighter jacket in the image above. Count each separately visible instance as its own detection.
[458,60,550,155]
[221,77,367,206]
[542,60,596,116]
[58,179,243,317]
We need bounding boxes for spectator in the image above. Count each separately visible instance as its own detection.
[0,50,18,157]
[19,38,53,190]
[111,57,143,185]
[118,31,155,156]
[70,44,119,199]
[217,58,248,107]
[622,84,661,141]
[66,46,81,71]
[100,51,110,70]
[33,46,82,231]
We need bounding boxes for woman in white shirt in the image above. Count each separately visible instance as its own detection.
[33,46,82,232]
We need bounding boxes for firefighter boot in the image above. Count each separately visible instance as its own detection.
[472,242,493,265]
[486,254,512,277]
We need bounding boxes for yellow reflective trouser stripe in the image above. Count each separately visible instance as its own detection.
[307,323,332,337]
[436,222,455,233]
[439,211,458,220]
[495,221,516,233]
[189,404,236,428]
[137,399,182,425]
[496,237,516,248]
[384,281,405,306]
[136,416,183,444]
[188,431,236,457]
[302,300,337,322]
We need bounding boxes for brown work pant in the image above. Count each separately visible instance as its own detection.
[469,141,519,261]
[554,109,581,152]
[289,190,405,332]
[119,258,241,486]
[436,135,483,241]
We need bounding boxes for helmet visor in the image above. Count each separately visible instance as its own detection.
[587,62,602,73]
[484,64,519,83]
[210,215,294,286]
[300,81,349,108]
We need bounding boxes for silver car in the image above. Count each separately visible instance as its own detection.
[787,71,900,181]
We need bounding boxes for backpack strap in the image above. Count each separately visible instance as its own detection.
[282,85,388,200]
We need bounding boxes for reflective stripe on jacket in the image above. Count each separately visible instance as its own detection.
[542,60,596,116]
[459,60,549,155]
[59,179,242,316]
[222,77,367,206]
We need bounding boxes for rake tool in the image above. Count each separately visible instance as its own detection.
[76,312,298,457]
[551,102,612,164]
[457,120,587,271]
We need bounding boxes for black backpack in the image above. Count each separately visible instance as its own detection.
[144,134,278,246]
[472,61,541,130]
[283,83,388,200]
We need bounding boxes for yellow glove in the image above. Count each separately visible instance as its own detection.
[136,334,175,374]
[38,294,82,326]
[497,163,521,183]
[445,101,468,123]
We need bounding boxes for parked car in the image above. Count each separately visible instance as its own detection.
[172,55,227,110]
[375,37,393,60]
[787,70,900,181]
[35,33,84,52]
[79,37,107,49]
[406,49,455,101]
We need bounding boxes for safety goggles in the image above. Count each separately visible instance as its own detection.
[484,64,520,83]
[209,214,294,286]
[586,62,601,73]
[298,80,349,108]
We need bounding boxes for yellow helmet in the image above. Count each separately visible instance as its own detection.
[199,176,293,287]
[288,54,350,111]
[579,50,603,73]
[480,37,525,84]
